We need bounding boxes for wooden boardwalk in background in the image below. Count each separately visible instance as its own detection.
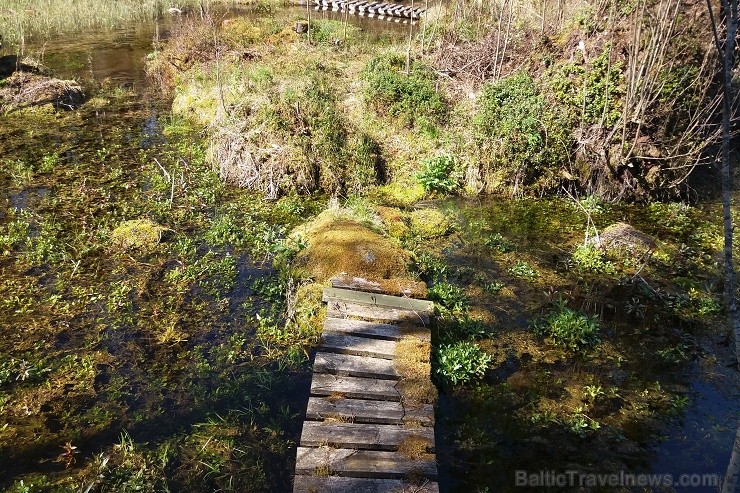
[307,0,426,21]
[293,281,439,493]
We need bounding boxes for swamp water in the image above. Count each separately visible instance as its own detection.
[0,9,738,493]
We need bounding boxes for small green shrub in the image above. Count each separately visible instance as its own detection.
[474,71,570,190]
[413,251,447,283]
[572,244,616,274]
[429,282,468,312]
[508,260,538,280]
[484,233,515,253]
[435,341,491,385]
[362,54,448,128]
[533,304,600,351]
[417,155,459,194]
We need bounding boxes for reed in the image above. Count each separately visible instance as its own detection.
[0,0,225,47]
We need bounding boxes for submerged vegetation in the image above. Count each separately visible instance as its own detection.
[1,0,738,491]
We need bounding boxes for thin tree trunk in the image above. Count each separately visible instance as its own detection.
[708,1,740,491]
[725,425,740,493]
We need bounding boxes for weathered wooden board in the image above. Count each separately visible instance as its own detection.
[324,318,431,342]
[295,447,437,479]
[321,333,396,359]
[327,300,430,325]
[323,288,434,314]
[314,352,399,380]
[311,374,400,401]
[293,475,439,493]
[300,422,434,451]
[305,397,434,426]
[323,318,402,341]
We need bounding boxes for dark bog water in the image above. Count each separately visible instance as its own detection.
[1,9,738,493]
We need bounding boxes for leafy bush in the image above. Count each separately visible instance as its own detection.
[362,54,448,128]
[508,260,538,280]
[429,282,468,312]
[474,72,570,190]
[417,155,459,194]
[484,233,515,253]
[533,304,600,351]
[572,244,616,274]
[413,251,447,283]
[435,341,491,385]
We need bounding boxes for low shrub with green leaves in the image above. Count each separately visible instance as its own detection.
[417,155,459,194]
[435,341,491,385]
[429,282,468,313]
[362,54,448,128]
[473,71,570,192]
[572,244,616,274]
[533,303,600,351]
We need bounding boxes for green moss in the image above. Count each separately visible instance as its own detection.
[375,181,426,206]
[293,209,412,282]
[374,206,409,239]
[110,219,167,252]
[410,208,451,238]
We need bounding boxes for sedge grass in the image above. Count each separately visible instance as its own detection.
[0,0,227,47]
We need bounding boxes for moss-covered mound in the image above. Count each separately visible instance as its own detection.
[0,71,84,112]
[293,210,413,284]
[110,219,167,252]
[410,208,451,238]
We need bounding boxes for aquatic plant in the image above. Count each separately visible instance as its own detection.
[508,260,539,280]
[533,304,600,351]
[435,341,491,385]
[428,282,468,313]
[571,243,616,275]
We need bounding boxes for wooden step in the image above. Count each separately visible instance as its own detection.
[327,300,430,325]
[324,317,431,342]
[314,352,399,380]
[293,475,440,493]
[311,374,400,401]
[324,318,402,341]
[323,287,434,314]
[321,333,396,359]
[300,421,434,451]
[295,447,437,479]
[305,397,434,426]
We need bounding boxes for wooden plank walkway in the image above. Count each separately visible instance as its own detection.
[307,0,426,21]
[293,282,438,493]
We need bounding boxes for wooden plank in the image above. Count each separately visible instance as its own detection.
[321,333,396,359]
[305,397,434,426]
[324,318,402,341]
[293,476,438,493]
[293,475,440,493]
[311,374,400,401]
[323,288,434,314]
[327,300,430,325]
[324,318,431,342]
[300,422,434,451]
[314,352,399,380]
[295,447,437,479]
